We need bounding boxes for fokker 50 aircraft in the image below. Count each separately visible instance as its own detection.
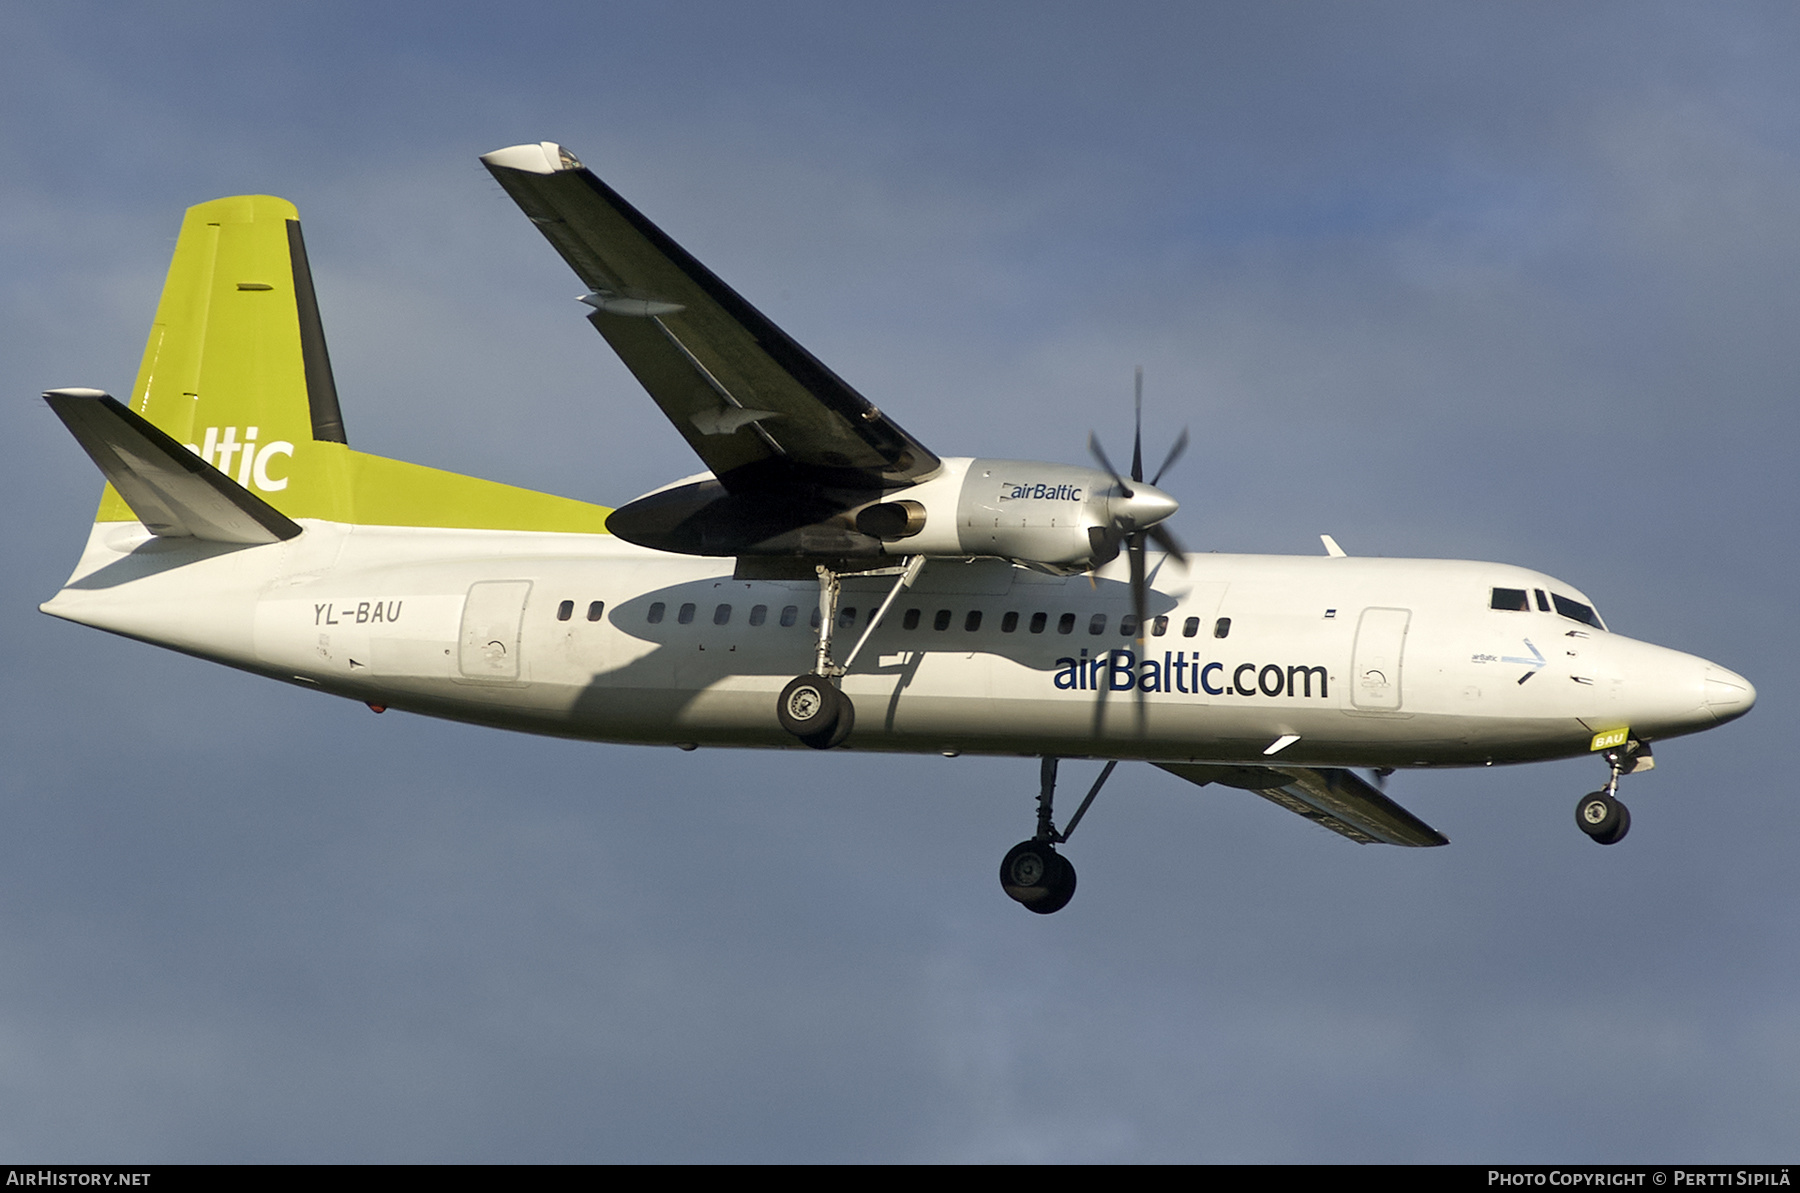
[42,141,1756,913]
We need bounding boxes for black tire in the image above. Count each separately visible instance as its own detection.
[1576,791,1624,842]
[778,674,841,740]
[1594,800,1631,845]
[801,690,855,750]
[999,840,1078,914]
[1031,852,1077,915]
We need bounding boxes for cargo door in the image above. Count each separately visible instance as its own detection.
[459,580,532,682]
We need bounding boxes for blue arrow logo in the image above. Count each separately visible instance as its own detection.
[1502,639,1545,685]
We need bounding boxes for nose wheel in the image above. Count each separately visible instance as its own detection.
[1574,736,1649,845]
[1575,790,1630,845]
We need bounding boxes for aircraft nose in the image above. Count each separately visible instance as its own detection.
[1703,664,1756,724]
[1111,482,1179,531]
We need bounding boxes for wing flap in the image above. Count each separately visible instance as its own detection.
[1156,762,1449,847]
[45,389,302,544]
[480,142,939,492]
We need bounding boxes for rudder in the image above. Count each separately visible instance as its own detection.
[104,195,352,522]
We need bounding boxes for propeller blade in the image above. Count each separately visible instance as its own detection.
[1147,522,1188,566]
[1128,533,1149,648]
[1128,530,1149,734]
[1131,366,1144,484]
[1150,427,1189,487]
[1088,433,1132,498]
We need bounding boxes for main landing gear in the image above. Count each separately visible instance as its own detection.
[1000,758,1117,914]
[776,558,923,750]
[1574,736,1652,846]
[777,673,854,749]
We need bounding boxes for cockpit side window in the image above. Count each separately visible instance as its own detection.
[1552,593,1604,629]
[1490,587,1530,611]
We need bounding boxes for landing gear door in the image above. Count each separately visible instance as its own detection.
[1351,607,1410,711]
[459,580,532,683]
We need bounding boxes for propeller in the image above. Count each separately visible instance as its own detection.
[1088,367,1189,733]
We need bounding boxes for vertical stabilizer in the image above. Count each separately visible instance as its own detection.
[106,195,352,523]
[59,191,612,540]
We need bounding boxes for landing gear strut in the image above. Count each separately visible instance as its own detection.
[776,558,922,750]
[999,758,1116,914]
[1574,737,1651,846]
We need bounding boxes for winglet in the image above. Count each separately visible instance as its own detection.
[44,389,302,544]
[1321,534,1347,557]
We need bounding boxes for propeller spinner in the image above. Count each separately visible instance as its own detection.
[1088,367,1190,731]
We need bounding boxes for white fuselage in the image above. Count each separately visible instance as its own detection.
[43,521,1753,768]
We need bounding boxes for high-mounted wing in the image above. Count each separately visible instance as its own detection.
[1156,763,1449,847]
[481,141,939,497]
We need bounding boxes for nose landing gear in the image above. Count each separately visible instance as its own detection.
[1574,735,1651,845]
[1576,790,1631,844]
[1000,758,1116,914]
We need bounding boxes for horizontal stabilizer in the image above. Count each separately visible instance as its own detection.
[1156,762,1449,846]
[44,389,302,544]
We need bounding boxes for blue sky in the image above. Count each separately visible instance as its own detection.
[3,1,1797,1161]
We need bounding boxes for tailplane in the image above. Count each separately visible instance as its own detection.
[45,388,301,543]
[53,193,611,538]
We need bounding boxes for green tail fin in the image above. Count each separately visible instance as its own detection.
[105,194,352,522]
[91,193,611,535]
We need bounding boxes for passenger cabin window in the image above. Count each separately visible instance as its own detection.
[587,601,604,622]
[1058,613,1076,635]
[903,608,921,630]
[556,600,574,621]
[1152,616,1168,637]
[677,603,696,625]
[839,607,857,628]
[1030,612,1048,634]
[1552,593,1604,629]
[1490,587,1530,611]
[810,608,822,629]
[748,605,767,627]
[1214,617,1231,639]
[1182,617,1200,638]
[780,605,798,627]
[965,611,983,632]
[1001,612,1019,633]
[1120,615,1139,637]
[647,602,666,624]
[714,604,732,625]
[934,609,952,631]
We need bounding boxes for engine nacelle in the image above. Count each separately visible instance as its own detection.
[864,457,1154,570]
[606,457,1176,572]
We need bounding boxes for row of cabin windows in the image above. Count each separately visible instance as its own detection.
[617,601,1232,639]
[555,600,605,622]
